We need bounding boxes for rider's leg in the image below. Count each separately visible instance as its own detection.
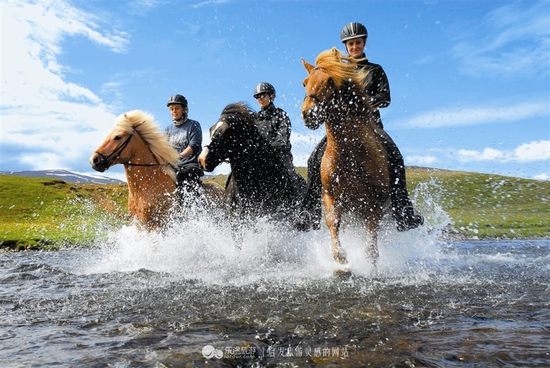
[375,129,424,231]
[294,136,327,231]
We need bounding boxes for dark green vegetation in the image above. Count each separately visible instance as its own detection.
[1,168,548,250]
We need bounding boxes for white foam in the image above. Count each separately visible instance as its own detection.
[79,180,460,287]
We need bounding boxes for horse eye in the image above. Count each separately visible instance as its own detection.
[114,135,122,141]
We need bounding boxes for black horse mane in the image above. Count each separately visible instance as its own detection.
[219,102,255,128]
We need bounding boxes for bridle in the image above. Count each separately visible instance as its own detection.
[303,68,335,108]
[94,121,163,168]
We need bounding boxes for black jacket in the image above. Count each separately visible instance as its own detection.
[358,56,391,128]
[254,103,294,171]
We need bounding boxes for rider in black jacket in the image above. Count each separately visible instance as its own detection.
[295,22,424,232]
[253,82,294,173]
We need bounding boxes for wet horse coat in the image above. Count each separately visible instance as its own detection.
[301,48,391,267]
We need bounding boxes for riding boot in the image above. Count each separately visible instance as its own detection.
[376,129,424,231]
[294,136,326,231]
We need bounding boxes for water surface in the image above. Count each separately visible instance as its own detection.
[1,213,549,367]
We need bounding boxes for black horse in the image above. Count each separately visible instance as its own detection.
[199,102,306,223]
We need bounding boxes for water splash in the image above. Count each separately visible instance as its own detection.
[77,178,459,290]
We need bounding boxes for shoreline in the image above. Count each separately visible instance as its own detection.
[2,231,549,252]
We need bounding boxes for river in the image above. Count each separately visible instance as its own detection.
[1,210,549,367]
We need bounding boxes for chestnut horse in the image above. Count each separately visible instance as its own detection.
[90,110,223,230]
[301,48,391,268]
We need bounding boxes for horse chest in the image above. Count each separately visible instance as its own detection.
[321,146,387,203]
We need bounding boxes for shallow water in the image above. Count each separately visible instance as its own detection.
[1,208,549,367]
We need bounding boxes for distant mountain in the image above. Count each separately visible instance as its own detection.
[1,170,125,184]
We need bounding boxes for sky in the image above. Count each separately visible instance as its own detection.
[1,0,549,182]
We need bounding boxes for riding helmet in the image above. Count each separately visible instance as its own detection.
[166,94,188,107]
[253,82,276,98]
[340,22,368,43]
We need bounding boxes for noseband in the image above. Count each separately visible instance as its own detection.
[304,93,325,104]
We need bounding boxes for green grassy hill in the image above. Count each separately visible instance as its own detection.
[1,168,548,250]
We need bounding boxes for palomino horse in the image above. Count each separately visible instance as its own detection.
[90,110,223,230]
[301,48,391,268]
[199,102,306,224]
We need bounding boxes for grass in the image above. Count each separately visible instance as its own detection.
[1,168,548,250]
[0,176,127,250]
[405,167,549,239]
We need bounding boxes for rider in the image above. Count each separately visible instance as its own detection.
[295,22,424,232]
[252,82,295,173]
[223,83,301,192]
[165,94,204,194]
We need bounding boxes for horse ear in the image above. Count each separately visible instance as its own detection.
[331,47,341,62]
[124,113,129,120]
[301,58,315,74]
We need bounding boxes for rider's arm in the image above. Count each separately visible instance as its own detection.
[367,65,391,110]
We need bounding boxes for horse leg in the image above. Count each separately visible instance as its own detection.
[323,194,347,265]
[365,215,381,265]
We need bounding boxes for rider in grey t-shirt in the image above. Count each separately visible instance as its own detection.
[165,94,203,194]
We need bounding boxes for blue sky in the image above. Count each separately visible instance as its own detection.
[2,0,549,181]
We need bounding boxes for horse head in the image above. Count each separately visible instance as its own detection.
[301,48,370,131]
[300,59,336,130]
[90,110,179,178]
[199,102,256,172]
[90,113,137,172]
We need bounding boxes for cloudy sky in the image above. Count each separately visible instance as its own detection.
[1,0,549,181]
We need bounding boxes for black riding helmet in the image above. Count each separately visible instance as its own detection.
[167,94,188,107]
[253,82,276,98]
[340,22,368,43]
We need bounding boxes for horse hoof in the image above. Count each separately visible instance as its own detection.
[293,211,312,232]
[334,265,351,280]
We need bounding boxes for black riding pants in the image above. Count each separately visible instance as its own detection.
[176,166,203,194]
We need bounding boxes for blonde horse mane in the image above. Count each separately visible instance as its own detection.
[314,47,369,89]
[114,110,180,181]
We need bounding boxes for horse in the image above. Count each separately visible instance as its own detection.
[90,110,224,230]
[300,48,392,269]
[198,102,306,225]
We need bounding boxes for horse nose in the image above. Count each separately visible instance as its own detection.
[90,153,102,165]
[90,153,106,172]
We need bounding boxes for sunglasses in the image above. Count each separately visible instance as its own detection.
[254,93,269,100]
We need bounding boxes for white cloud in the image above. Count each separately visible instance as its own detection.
[0,0,130,172]
[395,101,549,129]
[451,1,550,78]
[405,155,438,166]
[514,140,550,162]
[457,140,550,163]
[192,0,231,9]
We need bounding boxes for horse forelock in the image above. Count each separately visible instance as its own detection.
[314,48,367,89]
[115,110,180,169]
